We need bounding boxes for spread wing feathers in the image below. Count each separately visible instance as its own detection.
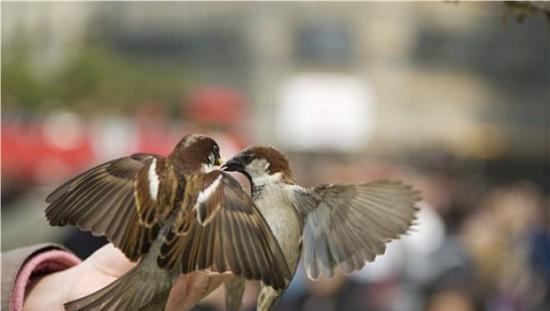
[45,153,164,260]
[293,180,421,280]
[158,171,291,290]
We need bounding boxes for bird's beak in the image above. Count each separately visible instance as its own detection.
[215,157,225,167]
[221,158,244,172]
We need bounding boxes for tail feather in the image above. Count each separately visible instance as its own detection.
[65,265,170,311]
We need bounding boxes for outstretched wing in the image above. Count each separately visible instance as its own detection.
[45,154,167,260]
[159,170,291,290]
[293,180,421,279]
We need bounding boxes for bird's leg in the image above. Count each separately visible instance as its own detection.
[224,277,246,311]
[257,284,282,311]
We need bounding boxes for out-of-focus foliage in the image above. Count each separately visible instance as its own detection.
[503,1,550,24]
[2,38,48,110]
[53,48,191,111]
[2,38,191,114]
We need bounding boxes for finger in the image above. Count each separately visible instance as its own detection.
[165,273,226,311]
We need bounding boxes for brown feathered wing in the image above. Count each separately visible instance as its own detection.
[45,153,166,260]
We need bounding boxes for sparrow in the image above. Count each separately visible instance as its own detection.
[222,146,421,311]
[45,134,291,311]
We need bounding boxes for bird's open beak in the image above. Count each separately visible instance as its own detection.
[221,158,243,172]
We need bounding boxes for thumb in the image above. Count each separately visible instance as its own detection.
[84,243,137,278]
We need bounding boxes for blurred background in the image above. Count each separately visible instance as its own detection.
[2,2,549,311]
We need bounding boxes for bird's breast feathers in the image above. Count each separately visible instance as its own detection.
[253,183,303,268]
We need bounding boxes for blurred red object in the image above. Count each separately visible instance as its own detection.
[3,89,251,187]
[2,122,95,183]
[135,103,179,155]
[185,87,247,127]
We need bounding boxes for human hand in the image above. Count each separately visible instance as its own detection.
[23,243,225,311]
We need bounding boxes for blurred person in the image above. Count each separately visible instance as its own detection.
[461,182,547,311]
[283,272,373,311]
[425,280,480,311]
[348,201,475,311]
[529,224,550,311]
[426,290,475,311]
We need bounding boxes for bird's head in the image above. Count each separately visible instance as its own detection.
[222,145,294,185]
[171,134,223,171]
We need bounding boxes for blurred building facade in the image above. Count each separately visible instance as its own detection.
[4,2,548,162]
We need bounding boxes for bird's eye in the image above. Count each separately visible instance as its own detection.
[242,154,253,162]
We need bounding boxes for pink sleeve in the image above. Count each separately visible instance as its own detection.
[10,250,81,311]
